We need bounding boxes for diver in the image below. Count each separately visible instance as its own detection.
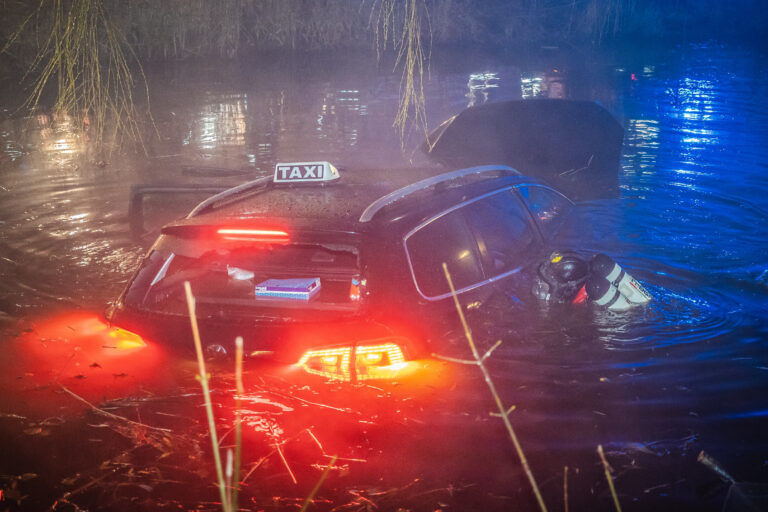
[532,251,652,310]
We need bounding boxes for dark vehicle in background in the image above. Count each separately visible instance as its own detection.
[423,99,624,201]
[108,162,574,382]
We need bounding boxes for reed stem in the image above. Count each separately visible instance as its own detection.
[697,450,736,484]
[597,444,622,512]
[232,336,244,510]
[442,263,548,512]
[563,465,569,512]
[184,281,231,512]
[300,455,339,512]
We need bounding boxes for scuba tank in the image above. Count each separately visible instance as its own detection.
[585,274,632,311]
[590,253,652,305]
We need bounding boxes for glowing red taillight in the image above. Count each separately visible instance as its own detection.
[296,342,408,382]
[217,228,290,243]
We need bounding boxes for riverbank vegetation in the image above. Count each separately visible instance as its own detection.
[3,0,761,66]
[1,0,763,149]
[2,0,150,148]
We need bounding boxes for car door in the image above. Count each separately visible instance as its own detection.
[403,188,546,356]
[460,189,545,300]
[404,187,548,302]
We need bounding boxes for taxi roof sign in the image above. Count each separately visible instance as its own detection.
[274,161,340,183]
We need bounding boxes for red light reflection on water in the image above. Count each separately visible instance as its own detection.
[0,311,469,508]
[0,312,173,417]
[215,358,457,496]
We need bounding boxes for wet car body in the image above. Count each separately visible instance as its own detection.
[109,163,575,380]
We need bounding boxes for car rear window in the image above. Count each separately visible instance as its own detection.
[124,236,361,319]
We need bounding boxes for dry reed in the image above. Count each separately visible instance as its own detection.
[597,444,622,512]
[232,335,244,509]
[697,450,736,484]
[441,262,548,512]
[184,281,232,512]
[563,465,569,512]
[300,455,339,512]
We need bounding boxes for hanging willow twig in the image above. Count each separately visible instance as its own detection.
[370,0,432,150]
[2,0,153,152]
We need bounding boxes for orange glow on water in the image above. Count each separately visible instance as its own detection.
[0,312,172,417]
[24,314,153,358]
[105,326,147,350]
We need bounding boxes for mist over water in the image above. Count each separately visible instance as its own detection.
[1,44,767,511]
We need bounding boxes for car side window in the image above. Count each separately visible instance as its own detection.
[405,210,484,298]
[516,185,572,240]
[462,190,538,276]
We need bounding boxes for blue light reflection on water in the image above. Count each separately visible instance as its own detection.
[481,46,768,509]
[577,47,768,498]
[725,409,768,419]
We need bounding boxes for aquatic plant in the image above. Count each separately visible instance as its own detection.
[232,335,244,509]
[115,0,242,59]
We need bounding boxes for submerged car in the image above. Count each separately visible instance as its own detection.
[108,161,575,382]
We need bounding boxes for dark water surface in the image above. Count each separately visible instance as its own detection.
[1,44,767,511]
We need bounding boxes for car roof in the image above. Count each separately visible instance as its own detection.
[166,167,438,231]
[163,164,545,234]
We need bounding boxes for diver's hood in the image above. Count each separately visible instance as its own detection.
[422,99,624,200]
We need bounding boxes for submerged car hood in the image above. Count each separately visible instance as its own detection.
[422,99,624,200]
